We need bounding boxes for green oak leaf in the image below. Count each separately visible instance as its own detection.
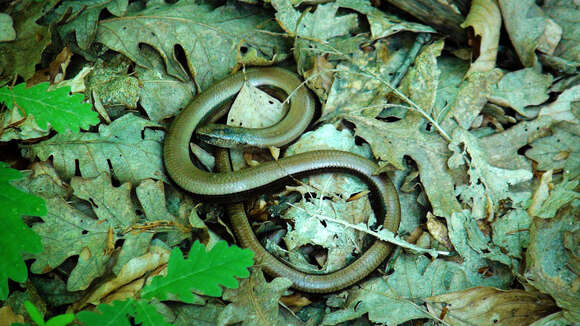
[0,162,45,300]
[77,299,134,326]
[0,83,99,133]
[23,300,75,326]
[141,241,254,302]
[132,299,172,326]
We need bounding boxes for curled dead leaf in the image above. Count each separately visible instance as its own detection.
[426,212,452,250]
[426,286,557,326]
[461,0,502,75]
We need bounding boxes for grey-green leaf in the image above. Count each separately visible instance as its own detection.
[95,0,289,88]
[22,113,165,184]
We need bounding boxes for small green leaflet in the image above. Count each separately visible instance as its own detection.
[141,241,254,302]
[21,300,75,326]
[77,300,133,326]
[76,299,171,326]
[0,162,45,300]
[0,82,99,133]
[133,300,172,326]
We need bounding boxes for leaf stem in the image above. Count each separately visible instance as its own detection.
[303,41,453,143]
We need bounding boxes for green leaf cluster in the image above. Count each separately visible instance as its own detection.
[1,0,579,325]
[142,241,254,302]
[77,299,171,326]
[0,82,99,133]
[17,300,75,326]
[0,162,45,300]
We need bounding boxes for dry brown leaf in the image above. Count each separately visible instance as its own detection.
[280,293,312,309]
[0,305,24,326]
[426,286,557,326]
[76,246,171,309]
[461,0,502,75]
[426,212,452,250]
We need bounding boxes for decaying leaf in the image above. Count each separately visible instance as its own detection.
[218,269,293,326]
[0,0,59,80]
[528,172,579,219]
[3,0,580,324]
[51,0,129,50]
[21,171,193,292]
[96,0,289,88]
[75,245,172,308]
[279,200,372,273]
[539,85,580,123]
[426,287,557,326]
[448,210,514,285]
[261,124,377,272]
[0,13,16,42]
[448,127,533,220]
[489,68,553,117]
[337,40,463,222]
[0,305,24,325]
[341,1,436,41]
[491,209,531,268]
[479,117,554,171]
[526,122,580,179]
[173,303,225,326]
[526,201,580,323]
[543,0,580,64]
[136,47,195,122]
[85,56,140,111]
[498,0,562,68]
[446,68,503,130]
[322,254,475,325]
[22,113,165,184]
[426,212,452,250]
[272,0,358,40]
[460,0,502,75]
[226,82,285,130]
[27,195,112,291]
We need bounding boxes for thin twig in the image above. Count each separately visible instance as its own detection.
[289,203,451,257]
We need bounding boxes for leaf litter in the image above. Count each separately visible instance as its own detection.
[0,0,579,325]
